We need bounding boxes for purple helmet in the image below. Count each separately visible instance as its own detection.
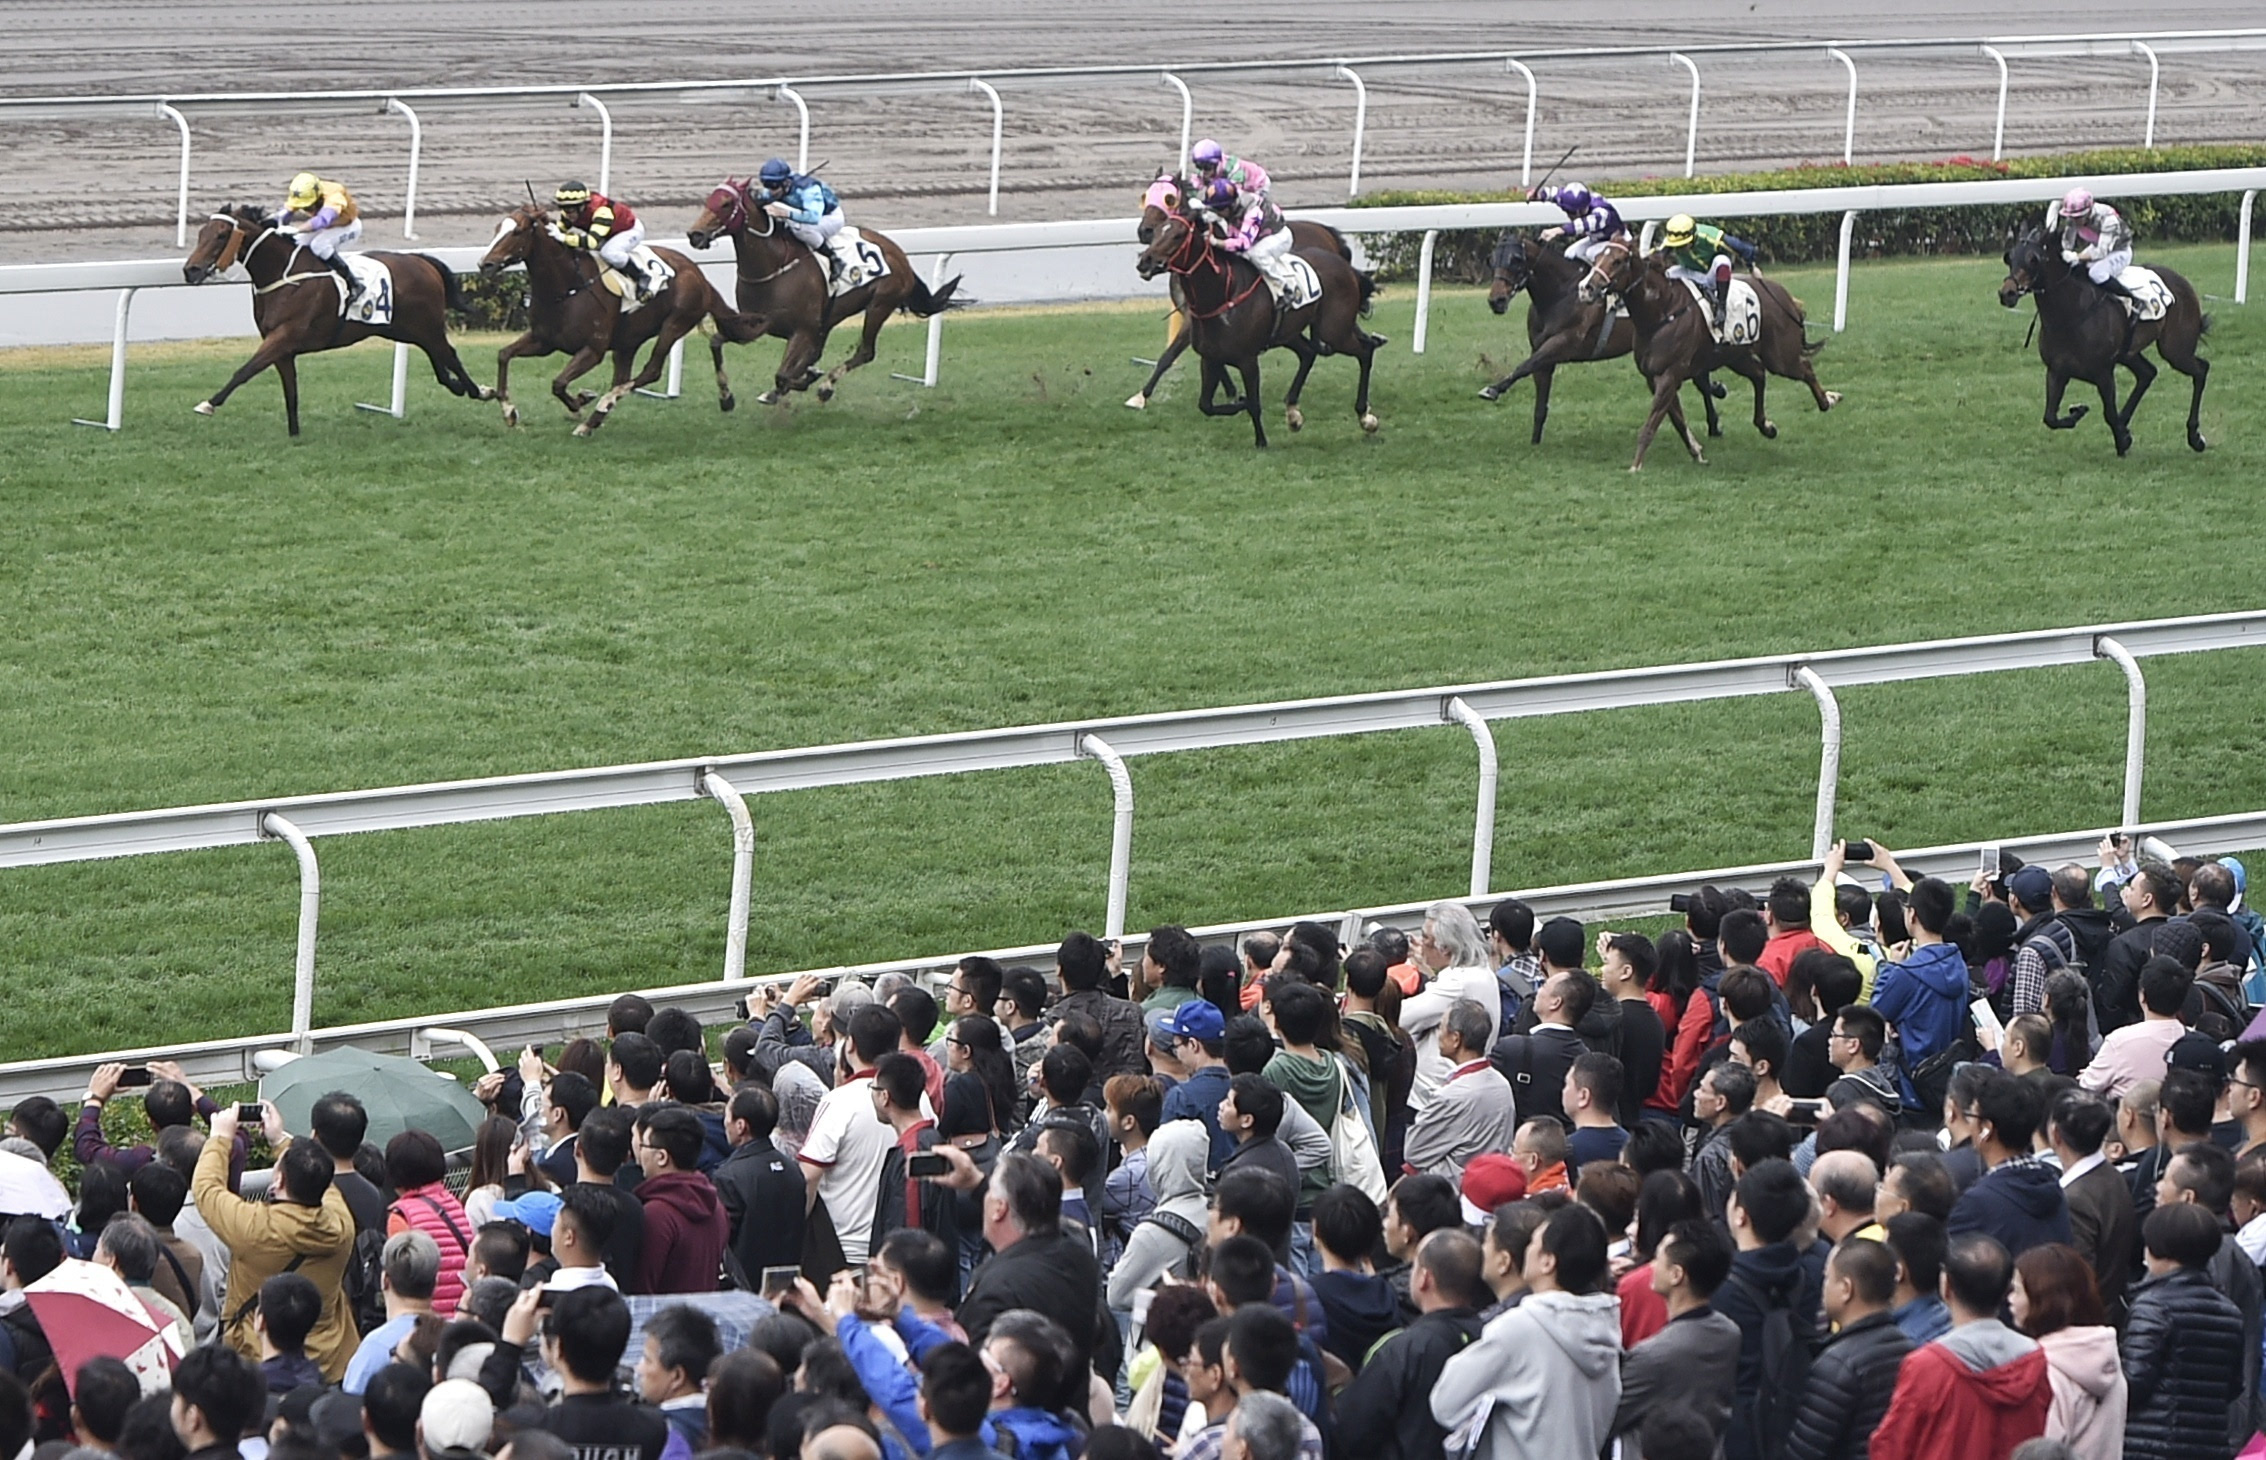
[1555,183,1593,214]
[1203,178,1238,211]
[1191,139,1224,174]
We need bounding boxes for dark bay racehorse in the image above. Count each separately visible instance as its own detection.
[1126,171,1357,409]
[1134,199,1382,448]
[1999,228,2210,455]
[478,204,764,436]
[182,205,488,435]
[1481,231,1722,444]
[1579,238,1840,470]
[685,179,961,405]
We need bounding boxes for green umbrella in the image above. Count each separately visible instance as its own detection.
[261,1046,489,1153]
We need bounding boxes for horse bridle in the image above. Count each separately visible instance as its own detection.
[209,210,278,274]
[1150,211,1263,320]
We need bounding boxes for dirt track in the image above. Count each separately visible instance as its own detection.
[1,1,2261,263]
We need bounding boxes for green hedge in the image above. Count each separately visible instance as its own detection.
[1350,145,2266,283]
[447,271,530,333]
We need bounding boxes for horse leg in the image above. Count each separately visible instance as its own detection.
[493,332,544,427]
[1661,381,1705,462]
[421,335,488,401]
[276,356,301,438]
[2092,371,2132,456]
[1697,369,1725,437]
[1529,363,1556,444]
[1631,374,1694,471]
[2042,370,2088,431]
[1351,334,1379,434]
[1128,329,1190,410]
[2115,349,2157,432]
[573,344,643,438]
[195,333,297,417]
[814,303,891,402]
[1197,358,1244,417]
[765,330,823,404]
[551,344,606,418]
[1480,333,1573,402]
[1238,358,1267,448]
[1280,335,1319,433]
[709,329,737,413]
[1724,355,1775,439]
[2167,345,2211,452]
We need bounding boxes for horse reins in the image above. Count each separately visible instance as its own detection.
[214,214,333,294]
[1166,219,1265,320]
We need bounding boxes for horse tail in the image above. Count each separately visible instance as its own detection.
[2200,311,2214,337]
[420,254,469,313]
[1356,268,1379,318]
[711,296,768,344]
[1801,334,1829,359]
[1320,223,1354,262]
[904,272,968,318]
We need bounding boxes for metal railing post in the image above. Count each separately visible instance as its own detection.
[636,338,686,400]
[1792,667,1842,863]
[1504,59,1537,187]
[969,78,1004,216]
[71,287,137,431]
[2095,636,2148,830]
[576,92,614,194]
[1982,45,2009,160]
[157,103,192,248]
[356,344,411,419]
[259,812,322,1054]
[894,255,954,386]
[1412,230,1439,354]
[1444,697,1499,899]
[1827,48,1857,164]
[1077,734,1134,941]
[1669,53,1700,177]
[699,769,755,982]
[384,98,421,239]
[778,85,810,172]
[1160,72,1192,173]
[2240,190,2256,305]
[1335,65,1368,197]
[1834,211,1857,331]
[2132,41,2160,148]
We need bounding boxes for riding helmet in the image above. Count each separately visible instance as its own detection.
[2060,187,2094,218]
[1664,214,1697,247]
[555,181,592,207]
[1203,179,1238,212]
[1190,139,1224,173]
[759,158,795,188]
[286,172,322,210]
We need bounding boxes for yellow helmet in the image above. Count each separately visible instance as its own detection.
[555,181,592,208]
[1663,214,1697,247]
[286,172,322,210]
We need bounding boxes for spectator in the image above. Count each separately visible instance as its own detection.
[2001,866,2083,1020]
[1726,1019,1789,1114]
[94,1212,191,1351]
[66,1356,139,1457]
[1823,1004,1901,1111]
[980,1310,1086,1460]
[1692,1062,1758,1219]
[2043,1090,2135,1321]
[2009,1244,2125,1460]
[636,1305,723,1448]
[1485,974,1589,1129]
[1487,900,1542,1028]
[2121,1202,2247,1460]
[1507,1119,1568,1197]
[1342,951,1416,1174]
[1810,1151,1883,1245]
[2149,1138,2264,1447]
[532,1071,601,1191]
[252,1272,325,1393]
[1869,1233,2051,1460]
[385,1130,473,1317]
[196,1106,356,1379]
[420,1378,495,1460]
[1614,1169,1703,1349]
[706,1350,785,1456]
[625,1105,728,1295]
[1376,1174,1461,1320]
[1335,1229,1486,1460]
[568,1107,646,1286]
[168,1345,267,1460]
[75,1061,226,1177]
[1215,1076,1300,1205]
[714,1084,807,1288]
[1717,1158,1825,1460]
[998,969,1052,1109]
[467,1221,528,1287]
[938,959,1008,1063]
[539,1183,623,1293]
[344,1231,442,1394]
[1610,1218,1740,1460]
[1758,876,1829,986]
[480,1285,684,1460]
[957,1153,1102,1387]
[1782,957,1864,1099]
[2096,860,2180,1031]
[1868,872,1970,1109]
[1477,1200,1549,1319]
[1876,1152,1957,1225]
[1138,926,1204,1016]
[1259,983,1341,1215]
[801,1004,904,1268]
[1561,1053,1630,1171]
[1597,933,1665,1121]
[1106,1120,1210,1315]
[461,1115,544,1230]
[124,1162,204,1327]
[1306,1183,1397,1373]
[1430,1204,1622,1460]
[1170,1318,1240,1460]
[1400,1000,1514,1182]
[2078,957,2192,1099]
[1779,1238,1913,1460]
[1218,1392,1305,1460]
[1154,1002,1233,1170]
[1883,1212,1952,1345]
[888,988,949,1113]
[1402,904,1501,1111]
[1945,1073,2071,1259]
[1100,1074,1162,1254]
[916,1343,1005,1460]
[1053,933,1146,1080]
[2000,1015,2054,1081]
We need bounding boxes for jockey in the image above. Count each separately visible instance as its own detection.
[1533,181,1625,264]
[2053,188,2138,307]
[1204,178,1300,304]
[756,157,847,269]
[552,182,665,297]
[1189,140,1271,206]
[1656,213,1758,335]
[273,171,364,306]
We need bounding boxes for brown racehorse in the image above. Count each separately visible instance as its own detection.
[1578,238,1840,470]
[1482,231,1723,445]
[1999,228,2209,456]
[477,205,765,437]
[684,179,961,405]
[1134,198,1382,448]
[1126,171,1357,410]
[181,205,488,435]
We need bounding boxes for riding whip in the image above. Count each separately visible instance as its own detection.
[1529,144,1580,196]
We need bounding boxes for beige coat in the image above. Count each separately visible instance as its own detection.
[190,1136,356,1379]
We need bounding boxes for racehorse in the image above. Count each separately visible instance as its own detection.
[685,179,961,405]
[182,205,489,435]
[1998,228,2209,456]
[1481,231,1723,445]
[1126,171,1357,409]
[478,204,765,437]
[1578,237,1839,470]
[1134,197,1382,448]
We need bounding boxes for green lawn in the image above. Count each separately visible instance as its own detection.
[1,244,2262,1061]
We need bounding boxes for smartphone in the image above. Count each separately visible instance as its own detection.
[1842,840,1872,862]
[235,1102,263,1122]
[533,1286,557,1309]
[117,1066,154,1088]
[1785,1100,1824,1124]
[760,1265,800,1298]
[907,1152,949,1179]
[1980,844,2002,879]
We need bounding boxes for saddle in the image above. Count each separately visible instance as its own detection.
[1677,276,1761,347]
[599,244,674,309]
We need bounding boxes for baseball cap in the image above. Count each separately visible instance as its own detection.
[2167,1030,2227,1084]
[1459,1152,1529,1224]
[1158,999,1226,1044]
[2220,857,2247,911]
[490,1191,562,1238]
[420,1379,494,1458]
[2007,866,2054,912]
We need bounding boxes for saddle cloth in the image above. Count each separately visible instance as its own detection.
[598,245,676,310]
[336,254,396,326]
[1678,276,1761,347]
[824,227,890,296]
[2114,265,2172,322]
[1256,254,1321,311]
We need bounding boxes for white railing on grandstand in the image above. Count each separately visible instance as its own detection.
[6,29,2264,251]
[14,165,2263,429]
[0,612,2259,1094]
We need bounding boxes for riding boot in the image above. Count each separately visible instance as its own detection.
[1710,288,1729,337]
[2100,279,2139,354]
[326,254,362,311]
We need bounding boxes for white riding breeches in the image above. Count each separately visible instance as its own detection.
[1666,257,1731,290]
[787,210,847,251]
[303,218,363,261]
[1244,227,1297,291]
[2087,248,2133,285]
[1565,235,1612,264]
[597,220,646,269]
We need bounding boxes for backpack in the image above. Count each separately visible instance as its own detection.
[344,1226,390,1334]
[1725,1273,1814,1457]
[1494,966,1532,1041]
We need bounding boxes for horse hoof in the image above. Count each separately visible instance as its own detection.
[1124,394,1147,410]
[1760,422,1778,440]
[501,407,520,428]
[2068,405,2089,424]
[1707,381,1728,400]
[815,384,835,403]
[720,394,736,414]
[756,390,780,406]
[192,400,215,416]
[2191,432,2208,452]
[1285,408,1304,432]
[1477,386,1500,402]
[1822,391,1842,410]
[572,421,594,439]
[2116,437,2133,457]
[1359,413,1380,434]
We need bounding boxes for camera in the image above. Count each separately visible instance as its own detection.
[1668,894,1692,913]
[1843,839,1873,861]
[235,1103,263,1123]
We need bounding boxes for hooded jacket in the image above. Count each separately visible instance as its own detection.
[1870,942,1971,1103]
[1106,1120,1209,1310]
[2121,1267,2247,1460]
[2035,1324,2127,1460]
[2053,905,2118,973]
[1778,1309,1912,1460]
[1716,1240,1824,1460]
[1311,1267,1400,1372]
[1335,1306,1482,1460]
[991,1407,1080,1460]
[632,1168,729,1295]
[192,1136,357,1379]
[1429,1289,1622,1460]
[1946,1157,2072,1259]
[1870,1319,2051,1460]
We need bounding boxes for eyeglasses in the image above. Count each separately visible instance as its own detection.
[1828,1030,1856,1043]
[946,1037,969,1049]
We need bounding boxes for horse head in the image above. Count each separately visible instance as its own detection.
[1489,232,1532,315]
[182,204,268,285]
[1576,237,1639,305]
[1137,171,1186,245]
[688,179,755,250]
[1135,202,1200,280]
[479,204,548,274]
[1999,227,2055,309]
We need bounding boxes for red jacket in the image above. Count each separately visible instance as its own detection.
[1757,929,1828,987]
[1870,1336,2051,1460]
[633,1169,729,1295]
[386,1184,471,1317]
[1647,988,1715,1114]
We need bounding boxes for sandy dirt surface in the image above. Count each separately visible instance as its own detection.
[0,1,2261,263]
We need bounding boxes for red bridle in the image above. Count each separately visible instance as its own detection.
[1153,212,1264,320]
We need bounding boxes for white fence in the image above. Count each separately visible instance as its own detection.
[0,611,2260,1101]
[14,164,2263,429]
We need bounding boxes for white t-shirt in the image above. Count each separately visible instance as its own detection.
[800,1073,894,1264]
[1401,964,1502,1110]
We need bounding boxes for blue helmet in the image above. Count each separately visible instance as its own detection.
[758,158,794,188]
[1555,183,1593,214]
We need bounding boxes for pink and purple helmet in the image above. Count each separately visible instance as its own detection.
[2060,187,2094,218]
[1191,139,1225,174]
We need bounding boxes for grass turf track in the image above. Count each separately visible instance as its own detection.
[0,244,2262,1063]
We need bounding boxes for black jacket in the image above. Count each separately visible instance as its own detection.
[2208,1235,2266,1452]
[712,1136,806,1287]
[2054,905,2119,974]
[1332,1307,1482,1460]
[1614,998,1665,1124]
[1778,1310,1912,1460]
[2061,1158,2137,1320]
[1716,1240,1824,1460]
[2122,1267,2248,1460]
[2095,917,2165,1031]
[1049,989,1147,1080]
[957,1229,1104,1397]
[1488,1024,1586,1128]
[478,1346,679,1460]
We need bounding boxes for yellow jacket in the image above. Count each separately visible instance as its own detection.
[286,179,358,227]
[191,1135,358,1380]
[1812,872,1881,1001]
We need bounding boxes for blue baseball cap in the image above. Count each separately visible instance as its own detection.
[490,1191,562,1238]
[1155,999,1225,1044]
